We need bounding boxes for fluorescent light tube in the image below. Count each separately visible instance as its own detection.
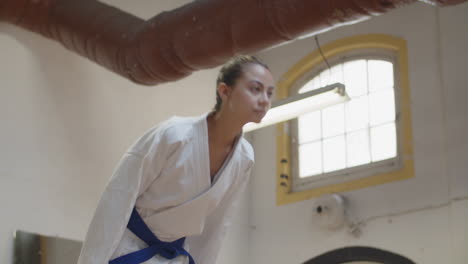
[243,83,349,132]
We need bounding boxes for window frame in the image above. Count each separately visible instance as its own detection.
[290,52,403,192]
[275,34,415,205]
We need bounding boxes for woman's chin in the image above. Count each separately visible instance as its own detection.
[252,117,264,124]
[245,113,266,124]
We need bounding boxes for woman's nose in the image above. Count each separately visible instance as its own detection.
[259,92,269,104]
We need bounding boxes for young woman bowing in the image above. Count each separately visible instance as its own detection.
[78,55,275,264]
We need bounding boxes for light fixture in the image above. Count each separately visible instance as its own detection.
[243,82,350,132]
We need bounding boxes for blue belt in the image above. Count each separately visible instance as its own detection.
[109,207,195,264]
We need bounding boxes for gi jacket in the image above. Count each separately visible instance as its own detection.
[78,112,254,264]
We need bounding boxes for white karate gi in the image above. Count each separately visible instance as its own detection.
[77,112,254,264]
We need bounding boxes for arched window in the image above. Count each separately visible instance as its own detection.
[292,55,399,191]
[276,35,414,205]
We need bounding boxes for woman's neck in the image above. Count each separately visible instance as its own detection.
[207,111,242,148]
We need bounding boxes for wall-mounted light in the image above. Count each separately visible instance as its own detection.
[243,83,350,132]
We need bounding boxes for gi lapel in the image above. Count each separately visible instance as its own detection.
[142,113,243,239]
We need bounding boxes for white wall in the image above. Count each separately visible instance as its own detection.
[249,2,468,264]
[0,1,249,264]
[438,4,468,262]
[1,1,467,264]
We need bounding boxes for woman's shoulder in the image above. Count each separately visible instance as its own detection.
[127,114,202,153]
[163,115,200,139]
[238,137,255,163]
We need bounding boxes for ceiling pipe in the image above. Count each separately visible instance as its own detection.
[418,0,468,5]
[1,0,466,85]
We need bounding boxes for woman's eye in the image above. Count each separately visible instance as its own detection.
[251,86,261,92]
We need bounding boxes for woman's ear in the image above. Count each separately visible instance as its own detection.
[217,82,232,102]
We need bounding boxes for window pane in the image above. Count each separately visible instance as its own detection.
[344,60,367,97]
[319,69,331,87]
[371,123,397,162]
[323,135,346,173]
[299,141,322,177]
[322,103,345,138]
[298,111,321,143]
[299,76,320,93]
[345,95,369,132]
[369,89,396,125]
[312,77,322,90]
[329,64,344,84]
[295,57,399,183]
[369,60,393,91]
[346,129,371,167]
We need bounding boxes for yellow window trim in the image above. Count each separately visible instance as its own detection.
[276,34,414,206]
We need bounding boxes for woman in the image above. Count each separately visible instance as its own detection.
[77,55,275,264]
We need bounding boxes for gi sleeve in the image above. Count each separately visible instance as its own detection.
[77,124,171,264]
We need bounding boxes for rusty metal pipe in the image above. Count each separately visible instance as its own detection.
[1,0,466,85]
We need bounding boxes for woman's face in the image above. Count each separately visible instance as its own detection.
[222,63,275,124]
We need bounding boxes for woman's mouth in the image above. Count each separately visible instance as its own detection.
[254,109,266,115]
